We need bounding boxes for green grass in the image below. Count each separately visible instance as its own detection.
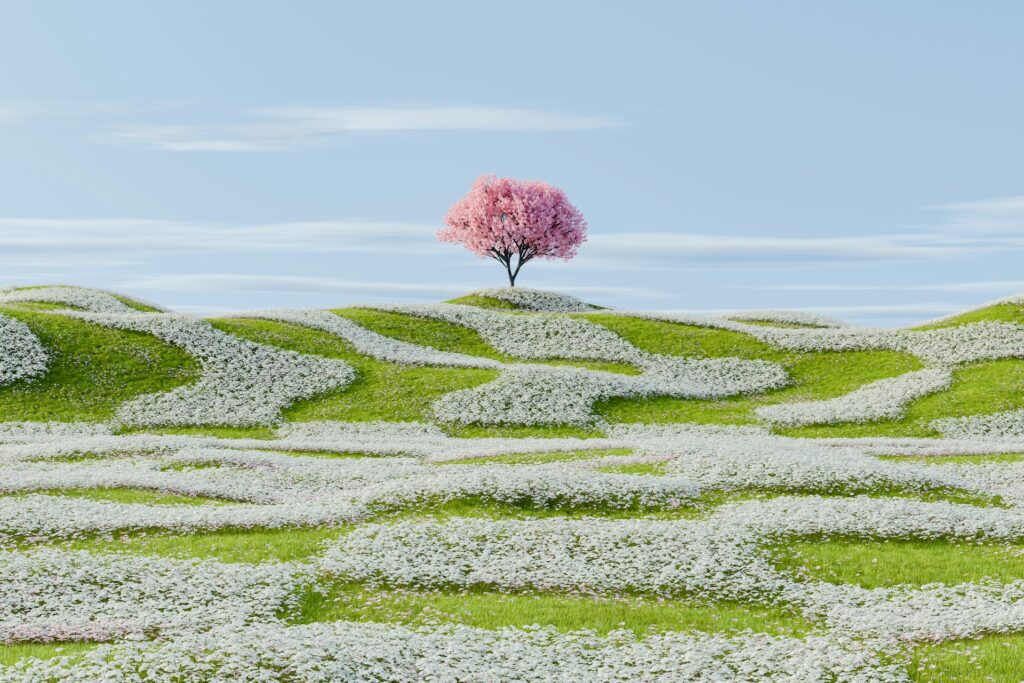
[909,634,1024,682]
[0,642,97,667]
[444,448,634,465]
[212,317,629,432]
[599,349,921,425]
[293,582,811,636]
[774,540,1024,587]
[585,313,787,361]
[441,423,607,439]
[445,294,519,309]
[597,462,667,475]
[334,307,639,374]
[0,308,200,421]
[15,488,223,506]
[782,358,1024,438]
[914,302,1024,330]
[63,525,350,564]
[210,317,499,423]
[334,307,508,359]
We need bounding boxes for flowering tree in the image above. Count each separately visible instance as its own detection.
[439,174,588,287]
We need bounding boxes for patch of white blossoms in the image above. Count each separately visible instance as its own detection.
[0,621,904,682]
[0,314,48,386]
[366,304,788,425]
[0,286,147,313]
[0,548,306,642]
[467,287,599,312]
[64,313,355,427]
[239,309,499,367]
[932,409,1024,439]
[725,310,850,328]
[755,369,952,427]
[434,361,787,426]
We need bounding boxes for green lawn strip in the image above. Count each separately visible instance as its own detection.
[0,308,200,421]
[441,423,607,439]
[596,462,667,475]
[914,302,1024,330]
[292,582,811,637]
[781,358,1024,438]
[0,642,97,667]
[209,317,500,423]
[108,294,161,312]
[908,633,1024,682]
[443,448,634,465]
[444,294,519,310]
[1,300,83,311]
[6,488,223,506]
[583,313,788,361]
[47,485,999,563]
[773,539,1024,588]
[62,525,352,564]
[598,349,922,425]
[332,308,639,374]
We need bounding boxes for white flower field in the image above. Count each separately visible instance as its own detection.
[3,285,1024,680]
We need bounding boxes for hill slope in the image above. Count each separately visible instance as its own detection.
[1,285,1024,680]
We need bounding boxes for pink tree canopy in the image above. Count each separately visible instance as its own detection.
[439,174,587,287]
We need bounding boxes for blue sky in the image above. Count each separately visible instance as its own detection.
[1,1,1022,325]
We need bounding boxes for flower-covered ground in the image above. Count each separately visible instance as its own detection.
[2,285,1024,680]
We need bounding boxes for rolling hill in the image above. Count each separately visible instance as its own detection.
[2,284,1024,681]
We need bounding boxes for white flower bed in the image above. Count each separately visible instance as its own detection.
[433,361,786,426]
[656,438,972,496]
[238,309,501,368]
[0,314,48,386]
[932,409,1024,439]
[0,548,306,642]
[0,422,111,442]
[466,287,599,312]
[0,448,698,540]
[372,303,642,363]
[322,517,779,599]
[755,369,952,427]
[0,286,142,313]
[619,311,1024,366]
[0,621,904,683]
[801,579,1024,643]
[64,313,355,427]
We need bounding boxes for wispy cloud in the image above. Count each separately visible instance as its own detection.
[106,105,616,151]
[749,280,1024,293]
[577,230,1024,269]
[0,217,440,254]
[928,195,1024,232]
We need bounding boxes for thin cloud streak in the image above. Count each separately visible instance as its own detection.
[0,218,441,254]
[748,280,1024,293]
[106,105,617,151]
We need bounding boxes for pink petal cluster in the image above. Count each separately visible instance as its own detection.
[440,174,587,285]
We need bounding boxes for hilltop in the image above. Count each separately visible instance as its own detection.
[0,283,1022,440]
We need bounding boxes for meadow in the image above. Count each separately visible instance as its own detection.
[1,284,1024,680]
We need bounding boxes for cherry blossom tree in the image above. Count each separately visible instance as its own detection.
[439,174,588,287]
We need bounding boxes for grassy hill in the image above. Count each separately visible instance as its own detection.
[1,285,1024,680]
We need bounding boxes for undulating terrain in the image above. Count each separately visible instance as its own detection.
[3,284,1024,680]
